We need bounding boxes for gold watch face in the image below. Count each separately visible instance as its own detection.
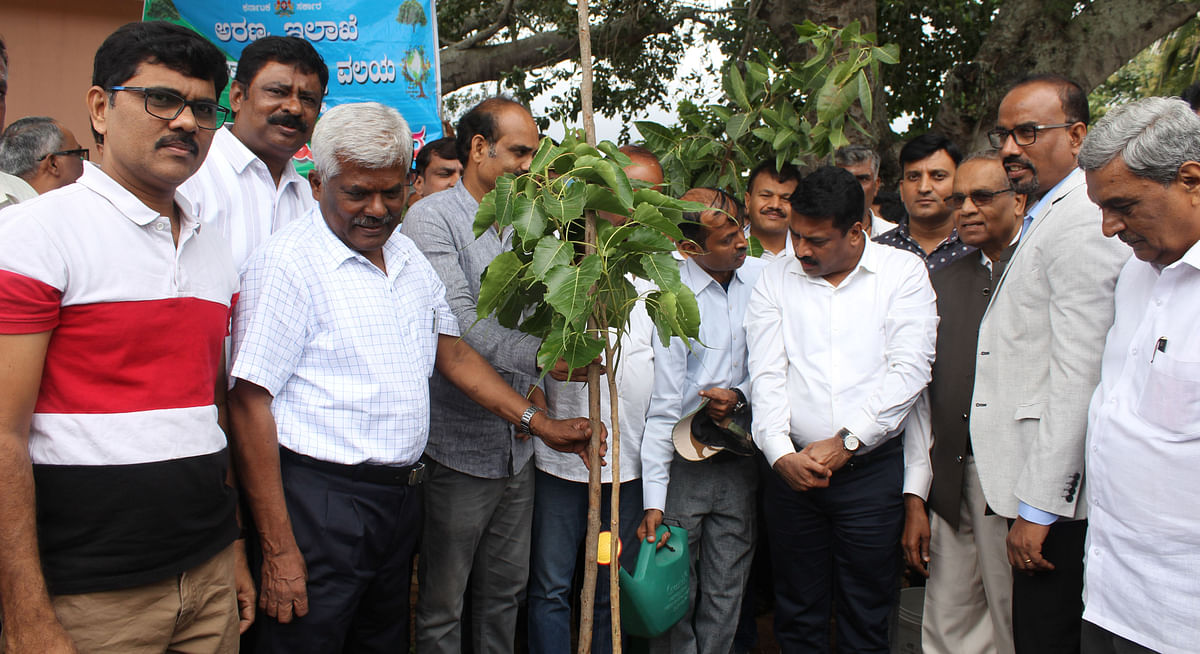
[843,434,861,451]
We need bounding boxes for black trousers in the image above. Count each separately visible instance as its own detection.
[763,441,904,654]
[1011,518,1087,654]
[255,457,422,654]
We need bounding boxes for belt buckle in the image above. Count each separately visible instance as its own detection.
[407,462,426,486]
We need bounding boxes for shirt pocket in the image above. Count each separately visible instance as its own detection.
[1138,353,1200,439]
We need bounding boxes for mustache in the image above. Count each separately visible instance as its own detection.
[155,133,199,154]
[268,112,307,132]
[799,256,818,266]
[1117,231,1141,244]
[352,214,398,229]
[1003,154,1035,172]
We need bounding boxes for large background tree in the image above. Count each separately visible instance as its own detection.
[436,0,1200,151]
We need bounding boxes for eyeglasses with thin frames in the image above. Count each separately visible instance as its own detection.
[944,188,1016,211]
[37,148,89,162]
[986,123,1073,148]
[108,86,231,130]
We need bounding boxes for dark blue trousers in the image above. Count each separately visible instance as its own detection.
[255,458,422,654]
[763,442,904,654]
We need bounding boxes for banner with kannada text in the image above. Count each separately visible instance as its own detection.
[142,0,442,171]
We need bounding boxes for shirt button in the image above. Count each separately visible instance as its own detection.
[961,412,968,421]
[955,455,964,463]
[155,221,166,231]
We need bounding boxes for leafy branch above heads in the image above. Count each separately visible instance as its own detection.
[636,20,900,198]
[474,132,706,378]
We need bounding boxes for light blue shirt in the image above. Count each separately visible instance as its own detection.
[641,255,766,511]
[1020,168,1084,242]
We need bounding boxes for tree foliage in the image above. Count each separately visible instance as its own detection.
[633,21,897,197]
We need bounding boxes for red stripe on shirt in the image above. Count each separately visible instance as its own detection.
[0,270,62,333]
[36,298,230,414]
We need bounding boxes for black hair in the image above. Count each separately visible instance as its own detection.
[234,35,328,94]
[455,96,526,166]
[874,190,907,225]
[0,34,7,66]
[414,137,458,176]
[899,132,963,168]
[1180,82,1200,112]
[1011,73,1090,125]
[679,188,744,244]
[790,166,863,234]
[747,158,800,195]
[93,21,228,97]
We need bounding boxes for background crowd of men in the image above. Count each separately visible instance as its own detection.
[0,18,1196,654]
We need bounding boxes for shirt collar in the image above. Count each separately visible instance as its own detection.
[1027,167,1084,222]
[787,236,878,284]
[311,208,410,278]
[682,255,754,293]
[78,163,200,230]
[1163,237,1200,273]
[215,126,308,189]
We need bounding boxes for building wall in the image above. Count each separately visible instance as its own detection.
[1,0,143,157]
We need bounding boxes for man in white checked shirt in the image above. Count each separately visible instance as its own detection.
[179,36,326,271]
[227,102,597,654]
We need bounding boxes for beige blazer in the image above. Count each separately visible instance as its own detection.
[969,170,1129,520]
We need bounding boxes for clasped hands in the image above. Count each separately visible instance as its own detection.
[772,435,853,492]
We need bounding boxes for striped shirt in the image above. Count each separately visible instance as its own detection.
[0,166,239,594]
[179,126,315,271]
[232,210,460,466]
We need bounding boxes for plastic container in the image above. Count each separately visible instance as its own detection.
[619,525,690,638]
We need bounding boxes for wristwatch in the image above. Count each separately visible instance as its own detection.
[520,405,544,435]
[837,427,860,454]
[732,388,748,414]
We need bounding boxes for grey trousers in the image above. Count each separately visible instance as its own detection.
[415,459,534,654]
[652,454,758,654]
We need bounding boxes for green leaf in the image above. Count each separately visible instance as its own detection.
[585,184,629,218]
[530,138,563,176]
[872,44,899,65]
[751,126,776,144]
[747,235,765,258]
[618,226,677,253]
[494,174,517,227]
[629,202,684,241]
[562,329,606,371]
[511,194,548,244]
[476,250,525,320]
[646,289,677,347]
[639,252,682,292]
[674,286,701,339]
[573,142,602,158]
[530,235,573,281]
[544,254,602,326]
[597,276,637,333]
[473,189,498,238]
[856,69,873,122]
[634,121,678,149]
[597,141,633,167]
[536,320,568,375]
[724,64,751,111]
[518,300,555,338]
[707,104,733,121]
[595,159,635,210]
[772,127,794,151]
[726,113,753,140]
[542,179,587,223]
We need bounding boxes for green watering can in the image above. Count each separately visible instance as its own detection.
[619,524,690,638]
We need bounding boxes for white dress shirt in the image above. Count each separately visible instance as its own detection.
[179,127,315,271]
[641,256,766,511]
[745,223,792,262]
[746,240,937,466]
[1082,243,1200,654]
[539,276,657,484]
[231,210,460,466]
[869,209,898,237]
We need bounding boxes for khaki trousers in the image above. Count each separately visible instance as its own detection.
[49,543,238,654]
[922,459,1015,654]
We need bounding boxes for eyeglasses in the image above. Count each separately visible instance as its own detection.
[986,123,1074,148]
[37,148,89,162]
[109,86,230,130]
[944,188,1016,211]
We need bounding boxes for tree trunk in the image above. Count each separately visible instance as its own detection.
[934,0,1200,149]
[577,2,605,653]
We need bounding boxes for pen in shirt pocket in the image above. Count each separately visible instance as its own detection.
[432,307,439,335]
[1151,337,1167,362]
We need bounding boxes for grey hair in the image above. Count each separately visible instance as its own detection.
[1078,97,1200,184]
[0,116,64,179]
[311,102,413,181]
[833,144,880,176]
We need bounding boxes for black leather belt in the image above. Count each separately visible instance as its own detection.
[843,437,902,471]
[280,447,426,486]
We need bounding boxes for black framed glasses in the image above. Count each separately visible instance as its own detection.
[986,123,1073,148]
[37,148,89,162]
[109,86,230,130]
[945,188,1016,211]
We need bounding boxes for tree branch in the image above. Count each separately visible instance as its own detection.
[450,0,517,51]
